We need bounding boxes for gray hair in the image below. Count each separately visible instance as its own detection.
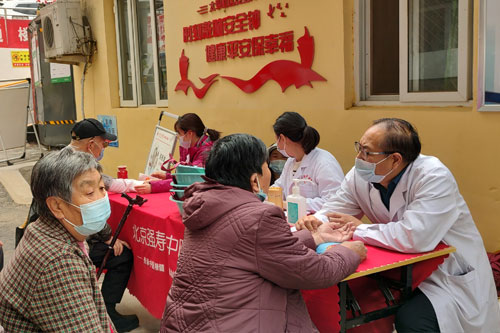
[31,148,102,220]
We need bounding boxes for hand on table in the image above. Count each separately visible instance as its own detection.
[105,238,131,256]
[312,222,356,245]
[326,212,363,228]
[151,171,167,180]
[135,182,152,194]
[339,241,367,261]
[296,215,323,232]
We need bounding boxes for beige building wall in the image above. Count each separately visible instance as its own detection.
[74,0,500,252]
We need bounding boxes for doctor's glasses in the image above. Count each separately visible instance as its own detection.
[354,141,394,159]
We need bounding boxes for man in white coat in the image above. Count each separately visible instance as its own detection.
[297,118,500,332]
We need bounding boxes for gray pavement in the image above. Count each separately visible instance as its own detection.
[0,144,160,332]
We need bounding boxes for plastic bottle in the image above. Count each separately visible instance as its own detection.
[287,179,312,224]
[117,166,128,179]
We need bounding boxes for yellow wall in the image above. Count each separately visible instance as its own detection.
[75,0,500,252]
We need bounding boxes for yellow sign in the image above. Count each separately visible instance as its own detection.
[11,51,30,68]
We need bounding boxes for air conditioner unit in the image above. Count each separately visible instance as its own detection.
[39,0,84,60]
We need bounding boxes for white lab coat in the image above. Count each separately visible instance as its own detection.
[273,148,344,212]
[317,155,500,332]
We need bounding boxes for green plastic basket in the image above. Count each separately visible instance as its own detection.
[169,195,184,214]
[176,165,205,174]
[172,173,205,185]
[170,189,185,200]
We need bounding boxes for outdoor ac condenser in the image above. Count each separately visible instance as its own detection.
[39,0,84,59]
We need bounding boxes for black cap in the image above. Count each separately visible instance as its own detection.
[71,118,117,141]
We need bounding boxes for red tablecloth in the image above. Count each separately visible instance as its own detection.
[107,192,449,328]
[302,243,450,333]
[107,192,184,319]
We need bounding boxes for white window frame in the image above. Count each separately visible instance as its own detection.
[114,0,138,107]
[477,0,500,111]
[355,0,471,104]
[114,0,168,107]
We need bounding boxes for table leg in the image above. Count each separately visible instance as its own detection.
[339,281,347,333]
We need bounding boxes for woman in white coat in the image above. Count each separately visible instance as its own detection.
[299,118,500,332]
[271,112,344,212]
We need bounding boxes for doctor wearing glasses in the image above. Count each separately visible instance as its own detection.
[297,118,500,332]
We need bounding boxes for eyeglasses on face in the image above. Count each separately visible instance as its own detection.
[354,141,394,158]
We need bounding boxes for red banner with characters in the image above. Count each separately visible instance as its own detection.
[0,19,30,49]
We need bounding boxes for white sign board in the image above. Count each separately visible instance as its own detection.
[145,125,177,175]
[0,85,29,149]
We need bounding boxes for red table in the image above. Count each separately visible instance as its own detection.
[302,243,454,333]
[107,192,184,319]
[107,192,453,330]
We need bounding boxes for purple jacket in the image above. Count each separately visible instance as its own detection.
[150,134,214,193]
[160,181,361,332]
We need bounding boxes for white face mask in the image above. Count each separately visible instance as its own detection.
[354,155,393,183]
[276,136,291,158]
[179,134,191,149]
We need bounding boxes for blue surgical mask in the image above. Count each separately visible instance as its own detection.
[354,156,393,183]
[89,141,104,161]
[179,135,191,149]
[96,148,104,161]
[64,192,111,236]
[269,160,286,174]
[255,177,267,202]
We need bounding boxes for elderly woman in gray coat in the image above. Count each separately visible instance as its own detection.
[161,134,366,332]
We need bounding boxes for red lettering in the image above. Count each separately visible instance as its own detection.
[234,13,248,33]
[248,10,260,30]
[227,40,240,59]
[216,43,227,61]
[278,31,294,52]
[264,34,279,54]
[252,36,265,56]
[224,16,235,35]
[206,44,217,62]
[239,39,252,58]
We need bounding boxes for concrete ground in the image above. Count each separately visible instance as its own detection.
[0,144,160,332]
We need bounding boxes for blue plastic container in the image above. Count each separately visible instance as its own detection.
[176,165,205,174]
[169,195,184,214]
[172,172,205,185]
[170,189,185,200]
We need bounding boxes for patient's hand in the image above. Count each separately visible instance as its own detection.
[312,222,356,245]
[151,171,167,180]
[296,215,323,232]
[135,183,152,194]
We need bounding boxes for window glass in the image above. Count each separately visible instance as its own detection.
[117,0,134,101]
[155,0,167,100]
[136,0,155,104]
[408,0,458,92]
[371,0,399,95]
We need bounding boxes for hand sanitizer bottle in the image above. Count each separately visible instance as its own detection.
[287,179,310,224]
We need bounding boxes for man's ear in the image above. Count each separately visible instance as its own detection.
[392,153,404,168]
[250,173,259,193]
[46,197,65,219]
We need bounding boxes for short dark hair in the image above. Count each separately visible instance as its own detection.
[31,149,102,220]
[372,118,421,163]
[174,113,221,142]
[205,134,267,191]
[273,111,320,154]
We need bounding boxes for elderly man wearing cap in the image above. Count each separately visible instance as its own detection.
[67,118,140,332]
[69,118,142,193]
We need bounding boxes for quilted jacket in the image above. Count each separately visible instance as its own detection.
[160,180,361,332]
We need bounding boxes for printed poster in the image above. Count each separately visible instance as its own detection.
[97,115,119,147]
[145,125,177,175]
